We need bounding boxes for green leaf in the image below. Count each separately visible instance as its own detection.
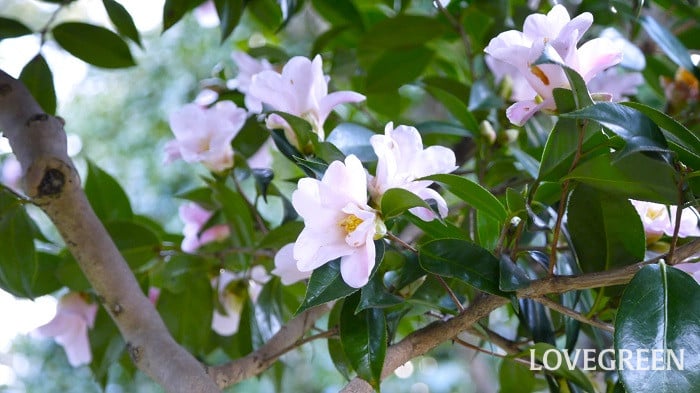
[328,300,354,380]
[32,252,63,296]
[0,191,38,298]
[19,54,56,115]
[246,0,282,31]
[418,238,506,297]
[406,213,467,241]
[567,185,645,273]
[214,0,244,42]
[565,153,679,204]
[232,111,270,158]
[162,0,204,31]
[297,241,385,314]
[499,255,531,291]
[422,77,478,132]
[326,123,377,162]
[380,188,434,220]
[423,173,507,222]
[105,221,160,270]
[365,46,434,93]
[340,293,387,389]
[499,358,536,393]
[256,220,304,249]
[640,15,698,79]
[563,102,670,159]
[0,17,33,40]
[85,160,133,222]
[52,22,136,68]
[357,272,403,312]
[615,263,700,393]
[270,111,316,151]
[212,183,254,265]
[520,343,595,392]
[102,0,142,47]
[359,15,448,52]
[311,0,364,30]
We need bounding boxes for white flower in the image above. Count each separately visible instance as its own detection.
[484,4,622,125]
[179,203,230,253]
[368,123,457,221]
[249,55,365,142]
[166,101,247,172]
[292,155,383,288]
[674,263,700,285]
[194,0,219,28]
[227,51,274,113]
[212,266,270,336]
[1,154,22,192]
[587,68,644,102]
[271,243,312,285]
[34,293,98,367]
[630,199,700,244]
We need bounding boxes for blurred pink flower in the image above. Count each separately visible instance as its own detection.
[587,68,644,102]
[484,4,622,125]
[271,243,312,285]
[1,155,22,192]
[179,202,230,253]
[369,123,457,221]
[249,55,365,142]
[485,55,537,102]
[212,266,270,335]
[35,293,98,367]
[194,0,219,28]
[166,101,247,172]
[227,51,274,113]
[292,155,383,288]
[674,263,700,284]
[630,199,700,243]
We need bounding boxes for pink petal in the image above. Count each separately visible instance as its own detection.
[272,243,312,285]
[339,233,376,288]
[505,99,548,126]
[294,228,351,271]
[576,38,623,81]
[317,91,366,125]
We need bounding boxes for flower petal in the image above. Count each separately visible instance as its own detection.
[339,233,376,288]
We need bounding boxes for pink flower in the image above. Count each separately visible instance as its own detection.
[194,0,219,28]
[485,55,537,102]
[292,155,383,288]
[227,51,274,113]
[249,55,365,142]
[674,263,700,284]
[271,243,312,285]
[484,4,622,125]
[212,266,270,335]
[368,123,457,221]
[166,101,247,172]
[630,200,700,244]
[1,155,22,192]
[179,202,230,253]
[34,293,98,367]
[587,68,644,102]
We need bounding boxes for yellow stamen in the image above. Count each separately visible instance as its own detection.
[339,214,363,234]
[530,65,550,86]
[646,206,665,220]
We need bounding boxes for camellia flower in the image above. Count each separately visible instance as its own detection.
[249,55,366,143]
[165,101,247,172]
[194,0,218,28]
[484,4,622,125]
[292,155,384,288]
[630,199,700,244]
[227,51,274,113]
[272,243,312,285]
[34,293,98,367]
[587,68,644,102]
[212,266,270,335]
[368,123,457,221]
[179,202,231,253]
[674,262,700,285]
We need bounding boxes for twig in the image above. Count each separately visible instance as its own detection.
[435,275,465,313]
[386,231,417,253]
[434,1,473,80]
[667,178,686,264]
[533,296,614,333]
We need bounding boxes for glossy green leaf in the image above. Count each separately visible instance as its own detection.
[105,221,160,270]
[212,182,254,265]
[270,111,316,152]
[365,46,434,93]
[175,187,215,209]
[256,220,304,249]
[214,0,244,42]
[158,270,214,353]
[311,0,364,30]
[326,123,377,162]
[52,22,135,68]
[567,185,645,273]
[499,358,536,393]
[19,54,56,115]
[340,293,387,389]
[615,263,700,393]
[565,153,679,204]
[359,15,447,52]
[327,300,353,380]
[499,255,531,291]
[247,0,282,31]
[380,188,434,220]
[521,343,595,392]
[0,17,33,40]
[162,0,204,31]
[0,191,38,298]
[32,252,63,296]
[85,160,133,222]
[519,298,555,346]
[422,77,478,132]
[406,213,467,241]
[102,0,142,47]
[418,238,506,296]
[563,102,670,159]
[423,173,507,222]
[232,112,270,158]
[639,15,698,78]
[297,241,385,314]
[357,272,403,312]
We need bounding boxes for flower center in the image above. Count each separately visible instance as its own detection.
[530,65,550,86]
[646,206,665,220]
[339,214,363,234]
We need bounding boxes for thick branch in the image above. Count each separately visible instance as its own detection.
[0,70,220,393]
[209,303,332,389]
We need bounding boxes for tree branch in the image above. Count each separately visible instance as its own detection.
[0,70,220,393]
